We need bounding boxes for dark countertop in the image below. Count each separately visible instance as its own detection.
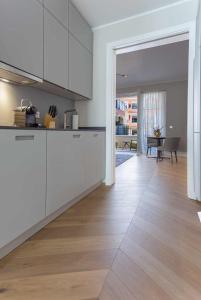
[0,126,106,132]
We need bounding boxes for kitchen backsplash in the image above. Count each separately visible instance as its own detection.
[0,81,75,128]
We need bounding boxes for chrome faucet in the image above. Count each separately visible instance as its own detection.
[64,109,77,129]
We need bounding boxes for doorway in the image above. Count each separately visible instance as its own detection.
[105,24,198,200]
[115,95,138,167]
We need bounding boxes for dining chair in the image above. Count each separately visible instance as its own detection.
[157,137,180,163]
[147,137,158,156]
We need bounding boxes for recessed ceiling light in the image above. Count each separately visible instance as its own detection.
[0,78,10,83]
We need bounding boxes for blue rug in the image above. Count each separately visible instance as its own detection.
[116,153,134,167]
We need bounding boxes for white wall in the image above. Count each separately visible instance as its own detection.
[75,0,197,127]
[117,80,188,152]
[0,82,74,128]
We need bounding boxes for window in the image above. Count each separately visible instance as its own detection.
[132,103,137,109]
[140,91,166,152]
[132,116,137,123]
[116,96,138,136]
[132,129,137,135]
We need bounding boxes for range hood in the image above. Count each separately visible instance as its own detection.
[0,62,43,85]
[0,62,89,101]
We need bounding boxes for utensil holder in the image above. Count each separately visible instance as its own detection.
[14,99,33,127]
[14,111,26,127]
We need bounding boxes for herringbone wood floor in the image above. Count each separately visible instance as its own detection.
[1,155,201,299]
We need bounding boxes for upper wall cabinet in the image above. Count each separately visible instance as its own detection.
[44,10,68,89]
[69,2,93,53]
[69,34,93,99]
[0,0,93,100]
[44,0,69,29]
[0,0,43,78]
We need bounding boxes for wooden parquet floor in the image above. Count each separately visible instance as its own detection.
[1,155,201,299]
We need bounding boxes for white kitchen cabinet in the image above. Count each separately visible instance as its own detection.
[69,34,93,99]
[83,132,105,189]
[68,1,93,99]
[44,0,69,29]
[0,0,43,78]
[69,1,93,53]
[46,131,86,215]
[44,10,68,89]
[46,131,105,216]
[0,130,46,249]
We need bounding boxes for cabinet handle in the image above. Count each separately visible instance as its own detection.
[93,133,98,137]
[15,135,35,141]
[73,134,81,138]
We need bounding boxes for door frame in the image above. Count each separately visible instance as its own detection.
[105,22,197,200]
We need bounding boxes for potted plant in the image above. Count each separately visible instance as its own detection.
[153,127,163,137]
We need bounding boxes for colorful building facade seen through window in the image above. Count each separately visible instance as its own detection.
[116,96,138,136]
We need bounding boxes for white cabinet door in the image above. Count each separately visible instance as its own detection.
[69,1,93,53]
[0,130,46,249]
[44,10,68,89]
[84,132,105,189]
[0,0,43,78]
[46,131,85,215]
[69,34,93,99]
[44,0,69,29]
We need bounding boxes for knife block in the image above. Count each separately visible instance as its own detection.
[44,114,56,129]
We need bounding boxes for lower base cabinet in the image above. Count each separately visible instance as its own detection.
[46,131,86,215]
[83,132,105,190]
[0,130,46,249]
[0,130,105,251]
[46,131,105,216]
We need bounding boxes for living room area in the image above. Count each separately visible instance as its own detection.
[115,38,188,167]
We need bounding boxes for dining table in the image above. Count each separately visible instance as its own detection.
[147,136,166,160]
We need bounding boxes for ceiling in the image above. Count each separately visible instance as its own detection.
[71,0,181,28]
[116,40,189,90]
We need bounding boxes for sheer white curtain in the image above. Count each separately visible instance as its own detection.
[140,91,166,153]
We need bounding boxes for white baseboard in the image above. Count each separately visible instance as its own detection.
[0,182,103,260]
